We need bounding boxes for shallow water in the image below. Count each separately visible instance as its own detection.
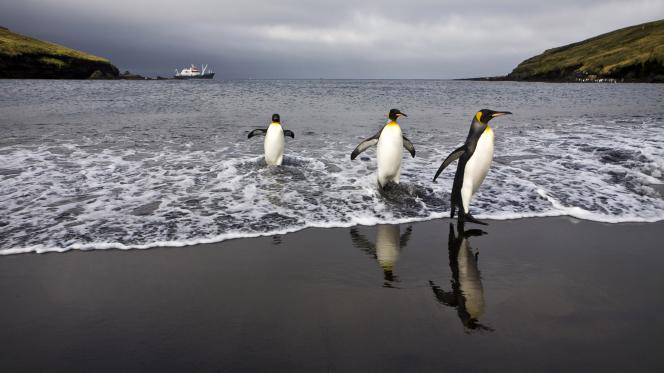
[1,80,663,253]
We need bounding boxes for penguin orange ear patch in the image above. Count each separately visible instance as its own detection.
[475,112,483,122]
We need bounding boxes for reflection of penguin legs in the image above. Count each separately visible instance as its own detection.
[429,223,491,332]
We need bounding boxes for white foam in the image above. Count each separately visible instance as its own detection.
[535,188,662,223]
[1,113,663,255]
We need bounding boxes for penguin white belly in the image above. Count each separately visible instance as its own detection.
[264,124,285,165]
[461,128,494,213]
[375,225,400,272]
[376,125,403,186]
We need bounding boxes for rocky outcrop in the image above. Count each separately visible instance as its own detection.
[0,53,119,79]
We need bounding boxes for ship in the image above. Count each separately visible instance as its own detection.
[174,64,215,79]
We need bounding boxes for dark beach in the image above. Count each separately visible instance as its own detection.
[1,216,662,373]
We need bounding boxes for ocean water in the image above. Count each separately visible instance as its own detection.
[1,79,663,254]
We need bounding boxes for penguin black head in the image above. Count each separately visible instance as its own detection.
[475,109,512,124]
[388,109,407,121]
[271,113,281,123]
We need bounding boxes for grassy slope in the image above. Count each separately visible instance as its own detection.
[0,27,109,62]
[0,26,118,78]
[508,19,664,81]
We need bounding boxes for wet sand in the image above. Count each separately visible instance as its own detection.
[1,217,663,372]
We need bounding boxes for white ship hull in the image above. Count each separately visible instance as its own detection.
[173,72,215,80]
[174,64,215,80]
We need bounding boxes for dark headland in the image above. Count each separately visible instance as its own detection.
[465,19,664,83]
[0,26,121,79]
[0,26,158,80]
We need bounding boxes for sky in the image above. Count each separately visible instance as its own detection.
[2,0,664,78]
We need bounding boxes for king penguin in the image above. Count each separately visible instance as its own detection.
[247,113,295,166]
[350,109,416,189]
[433,109,511,225]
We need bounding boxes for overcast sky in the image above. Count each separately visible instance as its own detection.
[3,0,663,78]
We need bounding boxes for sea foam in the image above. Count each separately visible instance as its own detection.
[1,80,663,254]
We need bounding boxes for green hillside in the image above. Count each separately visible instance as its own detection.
[508,19,664,82]
[0,26,119,79]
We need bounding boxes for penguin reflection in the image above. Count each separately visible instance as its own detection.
[429,223,492,332]
[350,224,413,287]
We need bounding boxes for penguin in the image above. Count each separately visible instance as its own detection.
[349,224,413,286]
[433,109,511,225]
[350,109,416,189]
[247,113,295,166]
[429,223,491,332]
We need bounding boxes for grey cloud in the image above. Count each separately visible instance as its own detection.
[2,0,663,78]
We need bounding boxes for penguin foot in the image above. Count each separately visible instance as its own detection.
[378,181,400,196]
[464,229,487,238]
[459,213,488,226]
[377,183,388,197]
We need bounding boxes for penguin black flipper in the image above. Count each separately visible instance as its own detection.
[433,145,466,182]
[429,280,458,307]
[450,150,473,219]
[247,128,267,139]
[350,127,383,160]
[402,135,416,158]
[349,227,377,257]
[399,225,413,248]
[283,130,295,139]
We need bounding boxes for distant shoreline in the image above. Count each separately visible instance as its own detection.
[454,76,663,83]
[3,77,663,82]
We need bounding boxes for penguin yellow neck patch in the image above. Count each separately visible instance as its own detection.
[386,120,399,127]
[270,122,281,126]
[475,112,483,123]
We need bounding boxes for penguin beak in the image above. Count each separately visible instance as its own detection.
[491,111,512,118]
[397,112,407,117]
